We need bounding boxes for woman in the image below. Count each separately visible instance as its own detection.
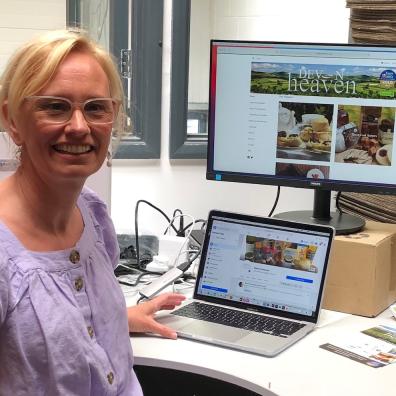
[0,30,185,395]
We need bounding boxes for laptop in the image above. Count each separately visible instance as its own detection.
[157,209,335,356]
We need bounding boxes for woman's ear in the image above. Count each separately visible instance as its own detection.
[1,100,23,146]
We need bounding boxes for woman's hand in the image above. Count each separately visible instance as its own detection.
[127,292,186,339]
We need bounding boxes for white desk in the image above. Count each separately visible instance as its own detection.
[125,291,396,396]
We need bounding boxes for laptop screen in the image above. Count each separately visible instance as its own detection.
[195,211,334,321]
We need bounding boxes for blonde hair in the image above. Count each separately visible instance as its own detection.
[0,29,126,139]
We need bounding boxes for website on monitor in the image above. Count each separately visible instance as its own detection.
[197,219,329,316]
[211,42,396,186]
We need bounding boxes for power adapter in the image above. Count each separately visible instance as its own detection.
[145,255,169,273]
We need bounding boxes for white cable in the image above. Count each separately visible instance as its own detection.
[116,262,136,271]
[173,279,195,293]
[191,259,200,278]
[178,249,199,257]
[163,213,195,267]
[178,248,200,270]
[163,213,193,235]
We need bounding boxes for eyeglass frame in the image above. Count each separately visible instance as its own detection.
[24,95,121,125]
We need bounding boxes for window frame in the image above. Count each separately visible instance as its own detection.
[169,0,207,159]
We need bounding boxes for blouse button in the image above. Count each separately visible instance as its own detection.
[74,277,84,292]
[87,326,94,338]
[69,250,80,264]
[107,371,114,385]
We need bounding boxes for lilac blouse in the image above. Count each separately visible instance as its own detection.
[0,188,143,396]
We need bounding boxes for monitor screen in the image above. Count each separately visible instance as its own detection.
[207,40,396,193]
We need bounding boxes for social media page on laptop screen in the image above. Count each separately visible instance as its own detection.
[197,217,330,317]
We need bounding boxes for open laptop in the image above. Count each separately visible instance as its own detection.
[157,209,335,357]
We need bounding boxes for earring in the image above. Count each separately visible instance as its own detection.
[106,151,112,167]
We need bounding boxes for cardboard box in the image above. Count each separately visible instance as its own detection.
[322,221,396,317]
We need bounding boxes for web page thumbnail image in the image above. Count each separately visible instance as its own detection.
[276,102,334,163]
[335,105,394,166]
[276,162,330,180]
[241,236,318,273]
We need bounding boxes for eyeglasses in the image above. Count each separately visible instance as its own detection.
[25,96,119,125]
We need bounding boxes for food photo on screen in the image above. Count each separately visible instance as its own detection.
[275,163,330,179]
[241,235,318,273]
[275,101,334,162]
[335,105,394,166]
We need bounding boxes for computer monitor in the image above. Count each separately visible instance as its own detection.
[207,40,396,234]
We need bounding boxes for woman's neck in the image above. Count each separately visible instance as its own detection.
[14,168,83,231]
[0,170,86,251]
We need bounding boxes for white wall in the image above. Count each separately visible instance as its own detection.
[189,0,350,104]
[0,0,66,72]
[111,0,351,234]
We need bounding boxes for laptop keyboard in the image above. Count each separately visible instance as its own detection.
[172,302,305,337]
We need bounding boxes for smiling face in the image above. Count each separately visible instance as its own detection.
[7,51,113,185]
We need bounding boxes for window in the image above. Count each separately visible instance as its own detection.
[67,0,163,159]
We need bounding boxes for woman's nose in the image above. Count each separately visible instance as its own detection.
[67,109,90,133]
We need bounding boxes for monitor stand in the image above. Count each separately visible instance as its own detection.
[273,189,365,235]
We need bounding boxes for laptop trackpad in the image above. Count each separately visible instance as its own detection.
[181,321,243,342]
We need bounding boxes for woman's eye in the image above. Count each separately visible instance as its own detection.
[85,102,104,112]
[85,100,112,113]
[38,100,69,112]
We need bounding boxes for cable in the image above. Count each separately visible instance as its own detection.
[120,246,200,289]
[185,248,201,264]
[335,191,344,215]
[175,248,201,277]
[268,186,281,217]
[131,201,202,279]
[117,262,137,272]
[173,278,195,293]
[121,244,201,303]
[138,259,195,301]
[173,208,184,236]
[118,205,194,279]
[180,219,207,234]
[134,200,179,270]
[164,214,196,267]
[117,270,163,288]
[164,213,194,236]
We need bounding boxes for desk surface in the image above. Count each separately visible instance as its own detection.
[125,285,396,396]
